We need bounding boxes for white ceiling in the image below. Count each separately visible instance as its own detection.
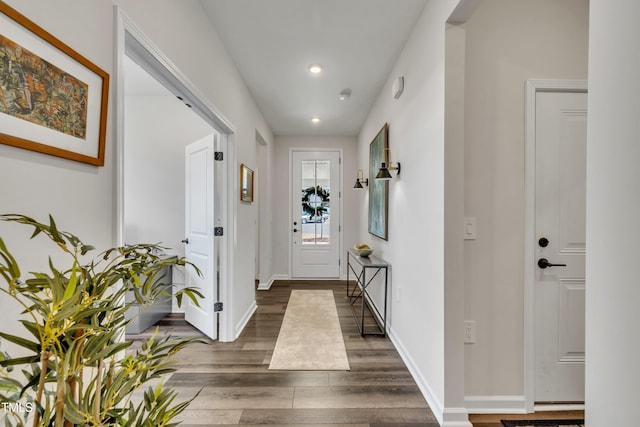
[199,0,428,136]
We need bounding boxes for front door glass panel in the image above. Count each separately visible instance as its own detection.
[301,160,331,245]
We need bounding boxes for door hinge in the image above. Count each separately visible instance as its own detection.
[214,302,223,312]
[214,227,224,236]
[339,258,341,266]
[214,151,224,161]
[339,225,341,232]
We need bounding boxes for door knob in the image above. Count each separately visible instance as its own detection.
[293,228,298,233]
[537,258,566,269]
[181,238,190,244]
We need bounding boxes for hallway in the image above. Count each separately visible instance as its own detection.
[134,282,438,426]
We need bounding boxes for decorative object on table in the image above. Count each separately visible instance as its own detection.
[501,420,584,427]
[353,168,368,189]
[368,123,389,240]
[0,214,203,427]
[0,3,109,166]
[353,243,373,257]
[240,163,254,202]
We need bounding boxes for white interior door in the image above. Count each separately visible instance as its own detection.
[534,90,587,402]
[291,150,341,278]
[184,134,217,340]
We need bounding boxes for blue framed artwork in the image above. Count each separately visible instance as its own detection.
[368,123,388,240]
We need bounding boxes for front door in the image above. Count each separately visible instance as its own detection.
[291,150,341,278]
[534,90,587,402]
[184,134,217,340]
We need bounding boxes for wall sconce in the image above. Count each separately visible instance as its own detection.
[375,148,401,180]
[353,169,368,189]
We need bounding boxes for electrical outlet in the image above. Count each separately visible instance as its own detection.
[464,320,476,344]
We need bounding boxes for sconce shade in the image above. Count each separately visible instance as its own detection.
[375,148,401,180]
[375,164,393,180]
[354,169,368,189]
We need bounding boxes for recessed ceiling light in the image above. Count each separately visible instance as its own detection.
[311,117,321,124]
[308,64,323,74]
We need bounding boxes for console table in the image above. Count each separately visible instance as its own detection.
[346,249,390,336]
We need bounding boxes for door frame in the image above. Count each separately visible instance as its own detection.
[114,7,236,341]
[288,148,343,278]
[524,79,587,412]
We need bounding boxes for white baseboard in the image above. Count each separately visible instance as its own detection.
[534,403,584,412]
[234,300,257,340]
[386,325,446,425]
[443,407,473,427]
[257,274,288,291]
[464,395,527,414]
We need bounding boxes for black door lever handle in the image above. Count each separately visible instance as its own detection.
[538,258,566,269]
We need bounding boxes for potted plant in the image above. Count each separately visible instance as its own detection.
[0,214,203,426]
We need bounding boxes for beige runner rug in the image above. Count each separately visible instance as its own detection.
[269,289,350,370]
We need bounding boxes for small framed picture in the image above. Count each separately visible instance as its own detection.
[240,164,254,202]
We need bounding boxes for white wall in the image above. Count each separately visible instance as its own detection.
[124,94,214,311]
[586,0,640,425]
[461,0,588,404]
[444,22,468,421]
[271,135,358,280]
[255,132,274,287]
[355,1,460,424]
[0,0,273,342]
[124,95,213,257]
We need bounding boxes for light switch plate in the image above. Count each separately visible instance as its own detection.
[464,217,477,240]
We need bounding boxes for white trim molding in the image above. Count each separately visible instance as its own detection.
[523,79,588,412]
[257,274,289,291]
[464,395,527,414]
[443,407,473,427]
[234,300,257,340]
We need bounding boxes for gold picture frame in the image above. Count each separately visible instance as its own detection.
[0,3,109,166]
[240,163,254,202]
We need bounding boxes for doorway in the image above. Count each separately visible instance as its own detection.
[290,149,342,278]
[115,8,236,341]
[525,80,587,409]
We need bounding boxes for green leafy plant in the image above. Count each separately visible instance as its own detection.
[0,214,203,427]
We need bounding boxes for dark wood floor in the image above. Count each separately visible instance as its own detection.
[128,282,439,426]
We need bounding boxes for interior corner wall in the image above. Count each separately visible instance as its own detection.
[256,132,274,287]
[586,0,640,425]
[0,0,274,343]
[271,135,358,280]
[444,21,468,419]
[461,0,588,404]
